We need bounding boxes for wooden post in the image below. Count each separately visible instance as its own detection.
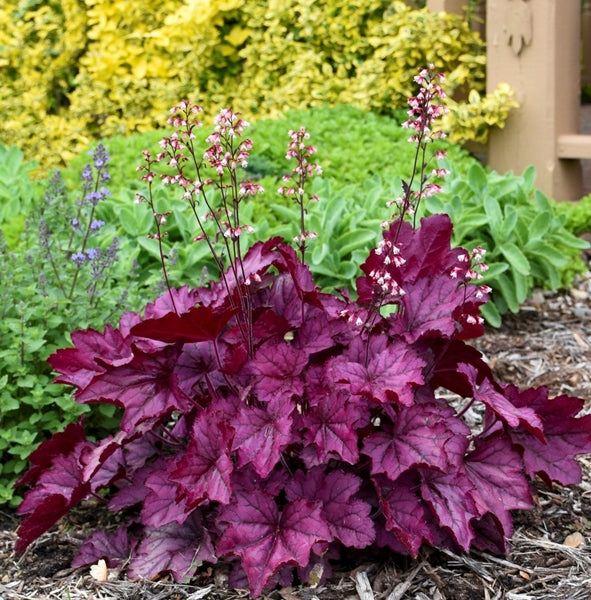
[582,0,591,87]
[486,0,582,201]
[426,0,466,13]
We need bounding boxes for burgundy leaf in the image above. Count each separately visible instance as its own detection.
[232,401,295,478]
[48,325,132,390]
[142,460,192,527]
[459,364,544,439]
[332,341,425,407]
[373,472,436,556]
[131,304,237,344]
[420,465,483,551]
[387,214,460,282]
[16,444,93,553]
[217,490,331,597]
[362,403,469,480]
[72,525,132,568]
[465,432,534,535]
[15,419,87,488]
[286,467,375,548]
[143,285,200,319]
[170,411,234,507]
[127,511,216,582]
[505,385,591,485]
[245,341,308,404]
[76,344,190,432]
[388,273,468,343]
[299,389,369,465]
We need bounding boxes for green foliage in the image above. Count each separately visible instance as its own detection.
[1,0,515,172]
[421,163,590,326]
[0,151,154,505]
[0,144,42,248]
[553,193,591,235]
[64,105,474,291]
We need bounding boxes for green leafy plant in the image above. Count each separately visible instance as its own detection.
[0,145,153,505]
[0,144,41,248]
[421,162,590,326]
[553,193,591,236]
[63,105,474,291]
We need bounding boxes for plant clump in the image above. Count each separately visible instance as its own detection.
[14,68,591,597]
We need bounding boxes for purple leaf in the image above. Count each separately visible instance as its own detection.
[459,364,544,438]
[217,490,331,597]
[420,465,483,551]
[232,401,295,478]
[76,344,191,432]
[505,385,591,485]
[388,273,468,342]
[72,526,132,568]
[131,304,237,344]
[331,340,425,407]
[362,403,469,479]
[170,411,234,507]
[298,388,369,465]
[142,460,192,527]
[48,325,133,390]
[15,419,87,488]
[373,472,436,556]
[127,511,216,582]
[286,467,375,548]
[245,341,308,405]
[465,432,534,535]
[16,443,93,553]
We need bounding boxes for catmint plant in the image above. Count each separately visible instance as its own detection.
[0,143,151,505]
[15,67,591,597]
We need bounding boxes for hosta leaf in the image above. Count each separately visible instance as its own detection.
[217,490,331,597]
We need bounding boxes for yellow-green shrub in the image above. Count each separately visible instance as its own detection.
[0,0,515,172]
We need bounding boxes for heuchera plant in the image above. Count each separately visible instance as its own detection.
[15,67,591,597]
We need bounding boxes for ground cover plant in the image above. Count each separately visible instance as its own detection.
[14,68,591,597]
[0,145,154,506]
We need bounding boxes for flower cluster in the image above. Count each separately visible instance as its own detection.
[278,127,323,261]
[387,65,450,222]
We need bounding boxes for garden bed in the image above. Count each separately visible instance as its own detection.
[1,266,590,600]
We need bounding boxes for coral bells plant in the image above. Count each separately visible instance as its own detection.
[15,67,591,596]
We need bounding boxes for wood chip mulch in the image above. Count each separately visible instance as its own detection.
[1,267,590,600]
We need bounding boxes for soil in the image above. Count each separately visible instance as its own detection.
[1,262,590,600]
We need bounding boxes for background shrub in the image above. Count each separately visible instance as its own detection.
[0,0,516,172]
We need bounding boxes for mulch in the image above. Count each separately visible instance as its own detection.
[1,267,590,600]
